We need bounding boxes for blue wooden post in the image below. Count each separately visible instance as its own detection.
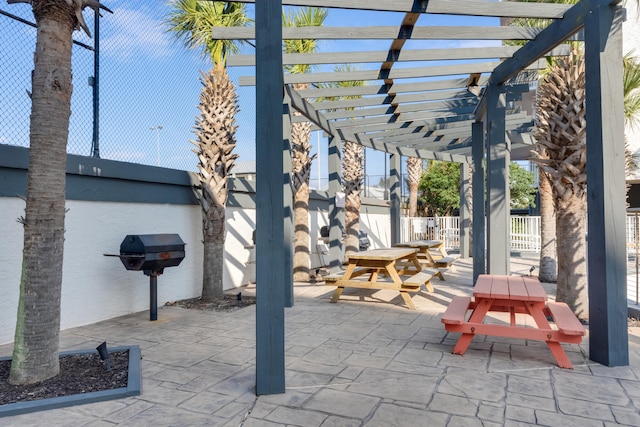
[255,0,285,395]
[472,121,486,282]
[328,135,344,271]
[585,3,629,366]
[459,161,470,259]
[283,97,293,308]
[390,154,401,245]
[485,86,510,275]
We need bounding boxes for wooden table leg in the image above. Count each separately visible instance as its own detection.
[424,281,435,293]
[546,343,574,369]
[330,287,344,303]
[452,298,491,354]
[399,291,417,310]
[527,303,574,368]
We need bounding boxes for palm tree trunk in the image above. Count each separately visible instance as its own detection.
[344,190,361,256]
[202,205,225,300]
[291,103,314,282]
[10,7,74,385]
[406,157,422,217]
[194,66,238,300]
[293,182,311,281]
[555,196,588,320]
[538,169,557,282]
[343,140,364,257]
[408,182,419,217]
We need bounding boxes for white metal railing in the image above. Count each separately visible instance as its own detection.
[627,213,640,305]
[401,215,640,305]
[402,214,640,254]
[400,216,541,252]
[511,216,541,252]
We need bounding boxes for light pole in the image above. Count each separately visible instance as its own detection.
[150,125,163,166]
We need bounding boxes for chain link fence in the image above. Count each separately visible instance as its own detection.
[2,2,415,183]
[1,1,257,172]
[2,8,93,155]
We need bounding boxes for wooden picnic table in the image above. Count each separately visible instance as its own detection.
[441,274,586,369]
[394,239,459,279]
[324,247,433,310]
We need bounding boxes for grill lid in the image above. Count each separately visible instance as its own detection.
[120,234,185,254]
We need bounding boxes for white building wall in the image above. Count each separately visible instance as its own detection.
[0,198,204,345]
[360,211,392,249]
[0,197,390,345]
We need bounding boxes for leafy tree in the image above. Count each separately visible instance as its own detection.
[419,161,536,216]
[166,0,250,300]
[8,0,112,385]
[418,161,461,216]
[509,163,537,209]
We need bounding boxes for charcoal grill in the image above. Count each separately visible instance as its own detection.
[320,226,370,251]
[105,234,185,321]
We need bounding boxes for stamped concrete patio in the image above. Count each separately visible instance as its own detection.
[1,254,639,426]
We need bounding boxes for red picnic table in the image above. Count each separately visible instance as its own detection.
[441,274,586,369]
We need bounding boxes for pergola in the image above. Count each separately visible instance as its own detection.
[217,0,628,394]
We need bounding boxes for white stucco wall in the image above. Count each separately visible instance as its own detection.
[0,198,204,345]
[0,197,391,345]
[360,211,392,249]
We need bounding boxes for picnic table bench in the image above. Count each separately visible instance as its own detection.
[394,239,459,279]
[324,247,433,310]
[441,274,586,369]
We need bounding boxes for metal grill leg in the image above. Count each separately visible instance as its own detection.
[150,275,158,321]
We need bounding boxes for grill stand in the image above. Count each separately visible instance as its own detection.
[144,269,163,321]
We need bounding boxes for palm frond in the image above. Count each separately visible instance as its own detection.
[283,7,328,75]
[624,51,640,127]
[165,0,251,66]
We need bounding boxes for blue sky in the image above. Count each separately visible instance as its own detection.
[1,1,499,189]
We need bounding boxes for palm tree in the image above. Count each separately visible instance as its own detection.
[532,50,588,318]
[406,157,423,217]
[623,52,640,174]
[506,0,581,285]
[8,0,111,385]
[166,0,250,300]
[283,7,328,282]
[518,0,640,316]
[318,65,367,258]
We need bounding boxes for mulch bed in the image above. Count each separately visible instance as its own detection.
[0,350,128,406]
[165,293,256,311]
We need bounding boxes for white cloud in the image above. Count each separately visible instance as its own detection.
[100,7,173,60]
